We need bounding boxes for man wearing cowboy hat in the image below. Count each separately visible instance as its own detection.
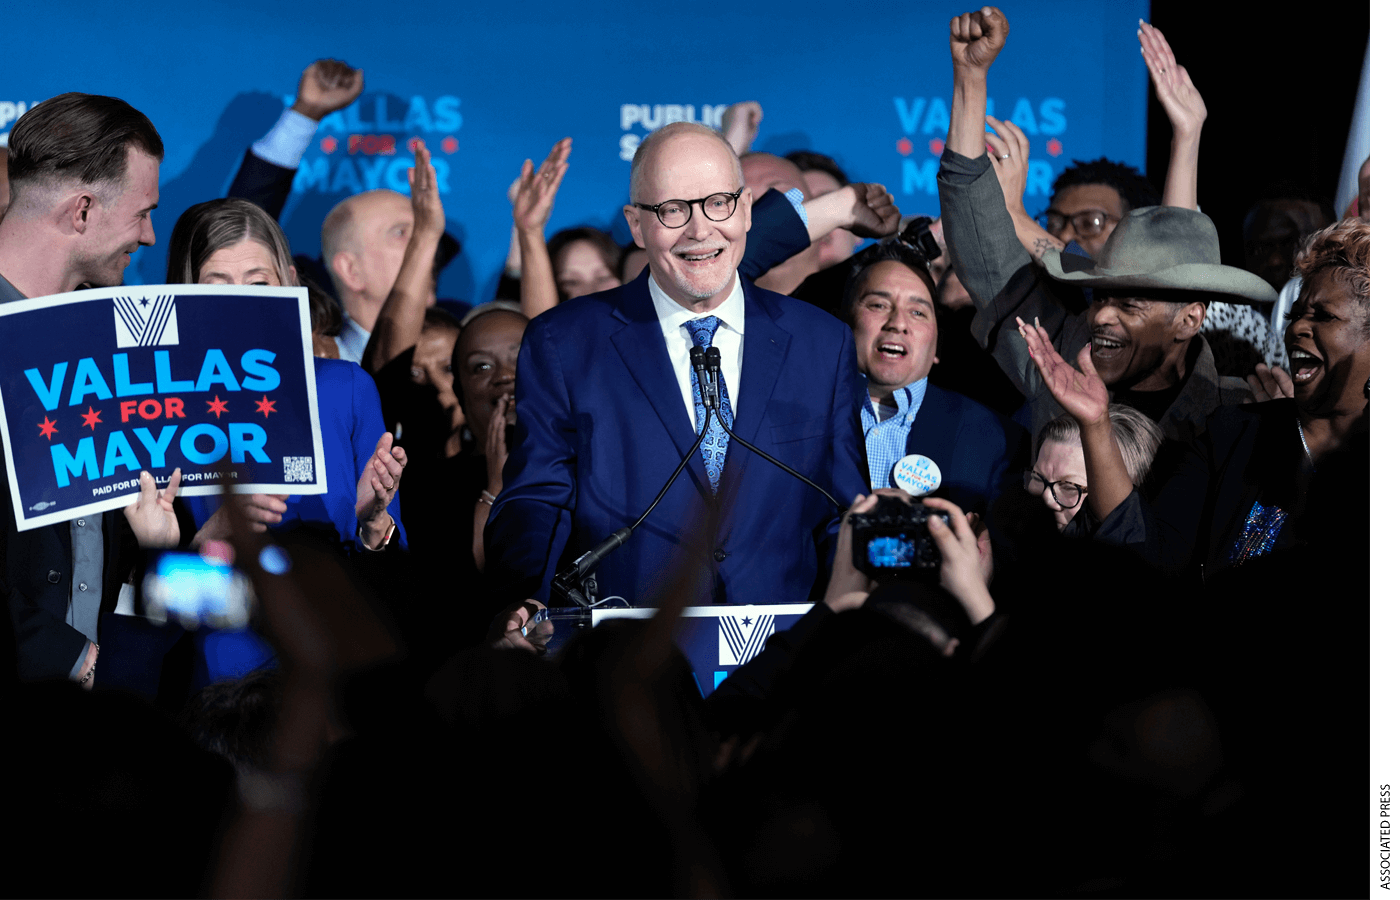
[935,7,1276,444]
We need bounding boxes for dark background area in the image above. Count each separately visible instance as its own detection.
[1145,1,1369,267]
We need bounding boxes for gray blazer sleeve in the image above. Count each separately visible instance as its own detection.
[937,148,1089,439]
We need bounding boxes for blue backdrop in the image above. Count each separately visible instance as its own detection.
[4,0,1148,306]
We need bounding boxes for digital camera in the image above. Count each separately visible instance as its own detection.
[848,495,950,577]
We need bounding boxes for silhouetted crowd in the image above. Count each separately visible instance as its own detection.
[0,7,1369,897]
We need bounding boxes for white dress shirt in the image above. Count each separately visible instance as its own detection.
[335,317,371,366]
[647,274,745,433]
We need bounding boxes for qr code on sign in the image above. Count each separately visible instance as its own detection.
[283,456,314,483]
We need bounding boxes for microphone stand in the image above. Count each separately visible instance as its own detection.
[550,347,716,608]
[701,345,843,511]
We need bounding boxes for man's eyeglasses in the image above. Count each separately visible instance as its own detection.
[1023,470,1087,508]
[633,191,742,229]
[1037,208,1120,238]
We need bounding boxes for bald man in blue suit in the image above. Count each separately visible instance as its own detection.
[486,123,869,608]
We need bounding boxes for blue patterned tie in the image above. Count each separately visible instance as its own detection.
[683,316,733,493]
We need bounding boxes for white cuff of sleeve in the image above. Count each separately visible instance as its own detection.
[250,108,319,170]
[782,187,810,228]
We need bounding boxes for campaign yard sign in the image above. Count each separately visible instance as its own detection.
[0,285,326,531]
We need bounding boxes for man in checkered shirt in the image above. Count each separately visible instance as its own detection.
[847,243,1027,516]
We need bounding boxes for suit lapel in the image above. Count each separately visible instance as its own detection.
[906,382,955,468]
[610,272,710,462]
[732,283,790,446]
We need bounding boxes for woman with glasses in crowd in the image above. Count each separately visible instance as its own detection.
[1025,405,1162,532]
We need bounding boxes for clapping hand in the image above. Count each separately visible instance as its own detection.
[355,432,407,544]
[484,395,510,495]
[1246,363,1294,402]
[513,138,571,235]
[407,140,446,241]
[1018,316,1109,427]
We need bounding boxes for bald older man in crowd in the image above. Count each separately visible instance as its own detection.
[320,189,417,364]
[486,121,869,608]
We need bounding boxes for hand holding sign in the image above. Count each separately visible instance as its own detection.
[0,285,326,531]
[124,468,182,549]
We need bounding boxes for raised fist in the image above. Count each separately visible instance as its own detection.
[291,59,365,121]
[950,7,1008,73]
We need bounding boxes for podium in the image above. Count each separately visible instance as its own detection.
[588,604,813,697]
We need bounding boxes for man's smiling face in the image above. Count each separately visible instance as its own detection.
[624,130,752,311]
[73,146,159,287]
[1087,294,1199,391]
[851,260,939,401]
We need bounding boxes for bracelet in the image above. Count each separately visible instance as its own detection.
[479,490,497,506]
[359,516,397,551]
[77,642,99,685]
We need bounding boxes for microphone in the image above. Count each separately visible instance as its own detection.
[551,385,714,608]
[702,345,843,512]
[704,346,722,409]
[690,346,713,410]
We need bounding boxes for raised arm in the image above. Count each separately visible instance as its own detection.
[720,101,763,156]
[803,182,901,245]
[1017,317,1133,520]
[984,116,1064,260]
[938,7,1037,313]
[362,140,445,374]
[939,4,1087,430]
[513,138,571,319]
[1140,21,1206,210]
[230,59,364,219]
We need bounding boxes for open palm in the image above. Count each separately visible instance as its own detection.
[1018,317,1109,425]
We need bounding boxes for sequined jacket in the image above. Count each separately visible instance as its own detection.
[1088,399,1307,580]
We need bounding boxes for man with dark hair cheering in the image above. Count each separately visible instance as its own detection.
[846,243,1025,514]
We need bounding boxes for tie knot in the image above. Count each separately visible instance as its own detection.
[683,316,720,349]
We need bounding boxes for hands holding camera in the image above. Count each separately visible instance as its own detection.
[825,489,995,626]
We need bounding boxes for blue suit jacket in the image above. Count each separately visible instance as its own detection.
[901,382,1028,517]
[486,272,869,607]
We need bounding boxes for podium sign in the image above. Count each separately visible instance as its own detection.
[594,604,813,697]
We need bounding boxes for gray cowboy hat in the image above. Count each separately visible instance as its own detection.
[1042,206,1277,305]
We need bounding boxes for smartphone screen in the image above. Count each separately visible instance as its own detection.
[140,548,253,630]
